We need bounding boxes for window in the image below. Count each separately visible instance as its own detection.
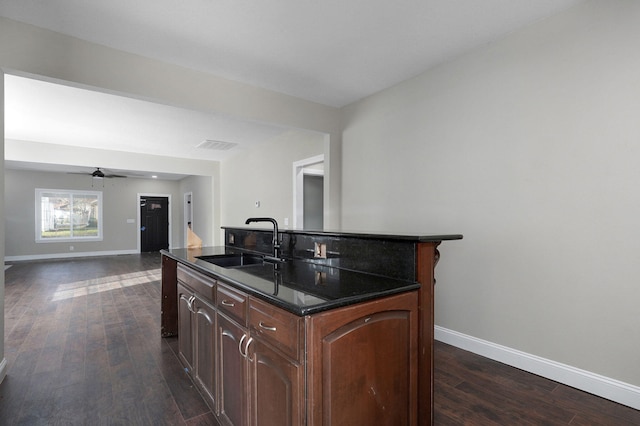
[35,189,103,242]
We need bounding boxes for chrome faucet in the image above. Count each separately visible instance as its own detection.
[245,217,282,261]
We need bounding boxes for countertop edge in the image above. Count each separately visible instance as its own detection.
[161,248,421,316]
[221,227,463,243]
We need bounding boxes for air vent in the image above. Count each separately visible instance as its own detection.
[196,139,238,150]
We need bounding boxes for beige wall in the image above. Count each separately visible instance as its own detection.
[4,169,182,258]
[178,175,215,247]
[341,0,640,387]
[220,129,325,237]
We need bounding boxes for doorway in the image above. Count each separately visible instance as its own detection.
[184,192,193,245]
[303,174,324,230]
[140,195,170,252]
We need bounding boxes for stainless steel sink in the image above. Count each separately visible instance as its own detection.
[197,253,264,268]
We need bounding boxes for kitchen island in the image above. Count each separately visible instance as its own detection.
[161,227,461,426]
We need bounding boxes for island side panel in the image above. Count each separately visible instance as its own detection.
[305,291,419,426]
[416,241,441,426]
[161,254,178,337]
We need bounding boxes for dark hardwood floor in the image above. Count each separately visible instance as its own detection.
[1,253,638,425]
[1,253,216,425]
[434,341,640,425]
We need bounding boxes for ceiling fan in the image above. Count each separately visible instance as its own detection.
[70,167,128,178]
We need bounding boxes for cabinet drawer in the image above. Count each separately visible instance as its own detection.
[177,264,216,303]
[217,282,248,326]
[249,297,302,361]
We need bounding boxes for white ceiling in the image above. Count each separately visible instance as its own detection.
[4,74,289,162]
[1,0,585,177]
[0,0,585,107]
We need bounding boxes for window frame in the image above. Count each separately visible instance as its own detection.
[35,188,104,243]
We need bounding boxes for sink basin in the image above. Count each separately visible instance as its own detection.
[197,253,264,268]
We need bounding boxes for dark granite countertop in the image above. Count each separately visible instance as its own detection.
[162,246,421,316]
[222,226,463,243]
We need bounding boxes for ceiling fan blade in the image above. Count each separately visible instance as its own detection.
[67,167,133,178]
[92,168,105,178]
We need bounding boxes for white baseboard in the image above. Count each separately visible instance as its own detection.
[5,249,139,262]
[435,326,640,411]
[0,357,7,385]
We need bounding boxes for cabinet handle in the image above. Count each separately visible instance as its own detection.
[221,300,235,307]
[245,337,254,361]
[259,321,277,332]
[180,294,195,312]
[238,334,247,358]
[196,309,213,325]
[180,294,192,306]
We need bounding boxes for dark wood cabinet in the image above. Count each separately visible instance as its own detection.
[247,298,304,426]
[217,284,304,426]
[177,265,218,412]
[172,260,420,426]
[217,313,248,426]
[247,338,304,426]
[177,282,194,372]
[193,297,216,408]
[306,291,419,426]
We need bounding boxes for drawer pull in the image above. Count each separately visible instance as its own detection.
[221,300,236,307]
[259,321,277,332]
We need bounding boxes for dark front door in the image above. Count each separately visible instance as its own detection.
[140,196,169,252]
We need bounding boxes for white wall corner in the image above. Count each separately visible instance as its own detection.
[0,357,7,384]
[435,326,640,411]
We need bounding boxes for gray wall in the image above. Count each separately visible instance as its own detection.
[220,129,325,235]
[341,0,640,388]
[5,169,182,258]
[179,175,215,247]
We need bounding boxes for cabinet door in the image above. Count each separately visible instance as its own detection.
[306,291,419,426]
[218,314,248,426]
[177,283,194,372]
[247,339,303,426]
[193,297,217,412]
